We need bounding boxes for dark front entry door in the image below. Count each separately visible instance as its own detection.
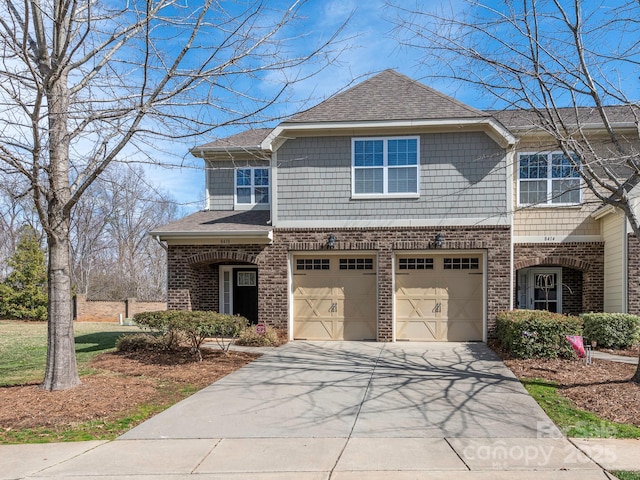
[233,268,258,324]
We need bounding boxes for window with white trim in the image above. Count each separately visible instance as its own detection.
[235,167,269,206]
[518,152,581,205]
[352,137,419,196]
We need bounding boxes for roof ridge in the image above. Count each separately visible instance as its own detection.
[284,69,488,124]
[384,70,487,118]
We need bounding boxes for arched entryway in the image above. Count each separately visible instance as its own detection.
[188,251,260,324]
[514,255,594,315]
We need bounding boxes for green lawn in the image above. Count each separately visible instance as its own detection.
[613,472,640,480]
[522,378,640,439]
[0,320,141,386]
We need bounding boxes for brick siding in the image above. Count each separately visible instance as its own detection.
[166,226,512,341]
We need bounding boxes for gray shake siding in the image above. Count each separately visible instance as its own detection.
[276,132,507,221]
[206,159,269,210]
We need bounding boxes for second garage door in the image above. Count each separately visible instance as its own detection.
[293,255,377,340]
[395,254,483,341]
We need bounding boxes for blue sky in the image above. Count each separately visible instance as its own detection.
[144,0,640,213]
[144,0,420,211]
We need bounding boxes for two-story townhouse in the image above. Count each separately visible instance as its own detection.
[151,70,640,342]
[490,108,640,317]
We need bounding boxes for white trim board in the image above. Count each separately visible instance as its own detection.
[274,217,510,229]
[513,235,602,244]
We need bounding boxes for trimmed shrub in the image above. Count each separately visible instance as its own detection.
[132,310,248,359]
[200,313,249,355]
[496,309,583,359]
[581,313,640,349]
[235,325,281,347]
[116,333,165,352]
[132,310,182,350]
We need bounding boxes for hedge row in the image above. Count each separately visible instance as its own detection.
[496,310,640,359]
[495,310,582,359]
[581,313,640,349]
[131,310,248,359]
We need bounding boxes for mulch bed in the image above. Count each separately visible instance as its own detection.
[504,356,640,428]
[0,348,258,430]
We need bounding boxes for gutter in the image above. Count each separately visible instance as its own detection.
[590,204,617,220]
[152,235,168,251]
[262,117,517,150]
[148,230,274,245]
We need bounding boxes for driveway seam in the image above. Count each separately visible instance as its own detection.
[328,343,387,479]
[444,437,471,471]
[190,438,222,474]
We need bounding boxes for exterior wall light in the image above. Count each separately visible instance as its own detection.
[435,233,444,248]
[327,234,336,249]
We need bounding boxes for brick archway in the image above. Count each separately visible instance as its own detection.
[187,250,258,266]
[514,242,604,313]
[514,256,591,272]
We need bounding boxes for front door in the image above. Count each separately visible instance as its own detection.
[232,268,258,324]
[517,267,562,313]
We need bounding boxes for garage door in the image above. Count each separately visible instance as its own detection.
[395,254,483,341]
[293,256,377,340]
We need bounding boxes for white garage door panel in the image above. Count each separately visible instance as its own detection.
[395,254,483,341]
[293,256,376,341]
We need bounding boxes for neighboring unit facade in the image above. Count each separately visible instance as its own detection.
[151,70,640,342]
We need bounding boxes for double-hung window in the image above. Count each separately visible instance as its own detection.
[352,137,419,196]
[235,167,269,207]
[518,152,581,206]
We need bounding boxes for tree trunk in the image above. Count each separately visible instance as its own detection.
[42,225,80,390]
[41,67,80,391]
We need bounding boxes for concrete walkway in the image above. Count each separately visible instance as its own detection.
[0,342,637,479]
[592,350,639,365]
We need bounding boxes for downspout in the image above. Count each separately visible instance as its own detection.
[507,145,516,311]
[153,235,169,310]
[623,220,629,313]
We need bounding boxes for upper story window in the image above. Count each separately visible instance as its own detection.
[235,167,269,207]
[518,152,581,206]
[352,137,419,197]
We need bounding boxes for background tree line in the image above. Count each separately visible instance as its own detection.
[0,163,180,309]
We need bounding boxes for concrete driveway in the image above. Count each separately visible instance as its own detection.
[5,342,612,479]
[121,341,553,439]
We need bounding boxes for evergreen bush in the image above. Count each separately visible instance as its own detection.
[496,309,582,359]
[133,310,248,359]
[581,313,640,349]
[115,333,165,352]
[235,324,281,347]
[0,227,47,320]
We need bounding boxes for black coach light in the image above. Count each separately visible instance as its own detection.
[435,233,444,248]
[327,234,336,249]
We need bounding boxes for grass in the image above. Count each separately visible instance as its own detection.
[0,320,141,386]
[0,320,233,444]
[612,472,640,480]
[0,402,168,444]
[0,381,200,444]
[521,378,640,438]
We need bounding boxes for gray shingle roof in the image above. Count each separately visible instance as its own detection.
[194,128,273,151]
[284,70,488,124]
[489,105,639,130]
[150,210,271,235]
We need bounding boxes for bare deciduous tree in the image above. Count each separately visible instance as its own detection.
[71,164,178,301]
[389,0,640,381]
[0,0,347,390]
